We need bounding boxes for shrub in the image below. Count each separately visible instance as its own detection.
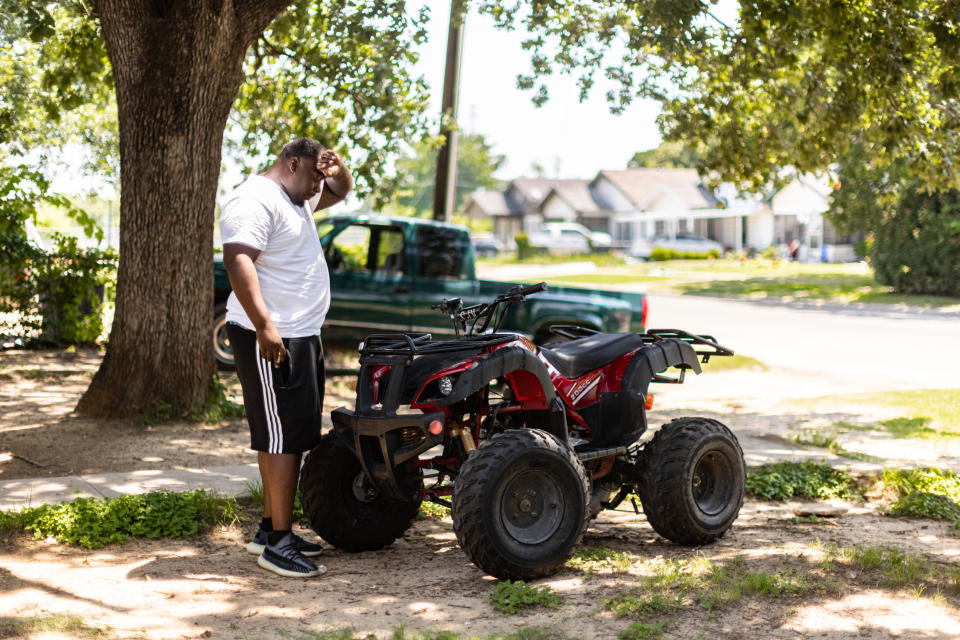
[648,247,718,261]
[0,233,115,346]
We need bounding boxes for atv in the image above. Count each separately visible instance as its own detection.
[299,283,745,580]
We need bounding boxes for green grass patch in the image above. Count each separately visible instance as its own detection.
[0,615,107,638]
[141,374,244,425]
[882,467,960,522]
[567,546,634,573]
[603,593,684,618]
[746,461,863,501]
[0,490,239,548]
[700,353,769,372]
[820,389,960,436]
[418,500,452,519]
[618,621,668,640]
[489,580,560,614]
[819,543,934,588]
[791,432,882,463]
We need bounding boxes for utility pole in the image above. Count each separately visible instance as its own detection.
[432,0,466,222]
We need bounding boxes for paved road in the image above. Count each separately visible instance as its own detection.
[646,294,960,396]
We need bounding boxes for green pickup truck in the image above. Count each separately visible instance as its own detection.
[213,214,647,368]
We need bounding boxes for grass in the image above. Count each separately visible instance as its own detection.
[498,257,960,308]
[0,615,107,638]
[882,467,960,525]
[816,543,941,589]
[0,490,240,548]
[791,431,882,463]
[282,626,573,640]
[699,353,769,372]
[488,581,560,614]
[819,389,960,437]
[745,461,863,501]
[566,546,634,574]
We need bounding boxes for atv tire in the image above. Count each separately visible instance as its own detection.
[299,433,420,551]
[452,428,590,580]
[639,417,745,545]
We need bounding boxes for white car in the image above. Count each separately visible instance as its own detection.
[630,233,724,259]
[529,222,612,254]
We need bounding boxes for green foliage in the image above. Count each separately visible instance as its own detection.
[0,231,114,346]
[417,500,451,520]
[489,580,559,614]
[0,615,106,639]
[746,461,862,501]
[618,621,668,640]
[384,133,506,217]
[141,375,243,425]
[228,0,433,206]
[603,593,683,619]
[791,432,881,463]
[514,232,533,260]
[648,248,719,261]
[567,546,634,573]
[2,490,238,548]
[883,467,960,521]
[629,141,700,169]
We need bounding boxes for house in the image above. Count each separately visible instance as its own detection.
[463,168,859,260]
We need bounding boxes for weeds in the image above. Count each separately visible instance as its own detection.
[603,593,684,618]
[567,547,634,574]
[618,621,668,639]
[489,581,559,614]
[746,461,862,501]
[0,615,106,638]
[882,467,960,525]
[792,432,881,463]
[418,500,451,519]
[141,374,243,425]
[0,490,238,548]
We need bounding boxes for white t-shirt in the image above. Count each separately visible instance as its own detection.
[220,175,330,337]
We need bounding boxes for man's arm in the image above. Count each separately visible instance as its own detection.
[222,243,286,366]
[314,149,353,211]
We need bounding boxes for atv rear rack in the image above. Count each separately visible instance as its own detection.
[644,329,734,363]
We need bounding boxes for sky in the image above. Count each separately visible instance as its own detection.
[412,1,664,181]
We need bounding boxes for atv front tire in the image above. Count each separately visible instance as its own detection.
[639,417,745,545]
[452,429,590,580]
[299,433,420,551]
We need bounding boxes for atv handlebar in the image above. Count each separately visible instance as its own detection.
[431,282,549,337]
[511,282,547,298]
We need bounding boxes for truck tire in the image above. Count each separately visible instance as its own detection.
[213,303,234,371]
[452,428,590,580]
[299,433,421,551]
[639,417,745,545]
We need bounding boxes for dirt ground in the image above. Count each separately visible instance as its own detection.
[1,349,959,640]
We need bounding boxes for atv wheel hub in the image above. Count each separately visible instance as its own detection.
[500,470,564,544]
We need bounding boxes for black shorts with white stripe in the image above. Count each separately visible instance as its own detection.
[227,323,325,454]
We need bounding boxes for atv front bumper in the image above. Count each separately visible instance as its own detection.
[330,407,445,501]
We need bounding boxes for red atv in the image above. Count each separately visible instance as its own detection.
[299,283,745,580]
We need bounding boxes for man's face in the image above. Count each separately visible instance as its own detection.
[286,155,324,205]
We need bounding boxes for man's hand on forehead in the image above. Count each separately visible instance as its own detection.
[316,150,340,177]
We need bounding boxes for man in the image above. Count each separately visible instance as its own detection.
[220,138,352,578]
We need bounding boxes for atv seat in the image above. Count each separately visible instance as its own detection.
[539,333,645,379]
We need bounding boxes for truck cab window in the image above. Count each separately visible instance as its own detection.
[417,226,468,279]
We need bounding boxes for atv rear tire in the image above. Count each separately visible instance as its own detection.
[299,433,421,551]
[452,429,590,580]
[639,417,745,545]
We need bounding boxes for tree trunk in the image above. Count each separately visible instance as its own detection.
[78,0,290,417]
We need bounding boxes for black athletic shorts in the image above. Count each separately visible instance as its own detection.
[227,323,325,454]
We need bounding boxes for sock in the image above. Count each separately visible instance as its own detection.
[259,517,273,532]
[268,529,291,546]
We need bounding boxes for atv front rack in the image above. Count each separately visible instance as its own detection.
[359,332,518,359]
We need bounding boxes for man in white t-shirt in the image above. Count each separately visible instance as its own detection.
[220,138,352,578]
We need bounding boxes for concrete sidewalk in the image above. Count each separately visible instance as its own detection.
[0,434,891,512]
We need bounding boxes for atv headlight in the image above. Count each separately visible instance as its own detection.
[438,376,453,396]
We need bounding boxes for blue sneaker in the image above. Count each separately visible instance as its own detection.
[257,532,327,578]
[246,528,323,557]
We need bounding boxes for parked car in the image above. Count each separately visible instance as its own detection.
[528,222,612,254]
[212,215,647,369]
[630,233,724,259]
[471,233,503,258]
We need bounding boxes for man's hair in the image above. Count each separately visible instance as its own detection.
[280,137,326,161]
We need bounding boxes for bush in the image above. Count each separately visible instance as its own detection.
[648,247,719,261]
[515,231,533,260]
[0,233,115,345]
[868,189,960,296]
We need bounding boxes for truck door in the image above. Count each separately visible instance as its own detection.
[410,225,476,337]
[322,222,412,344]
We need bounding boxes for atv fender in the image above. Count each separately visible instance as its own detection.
[436,346,568,444]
